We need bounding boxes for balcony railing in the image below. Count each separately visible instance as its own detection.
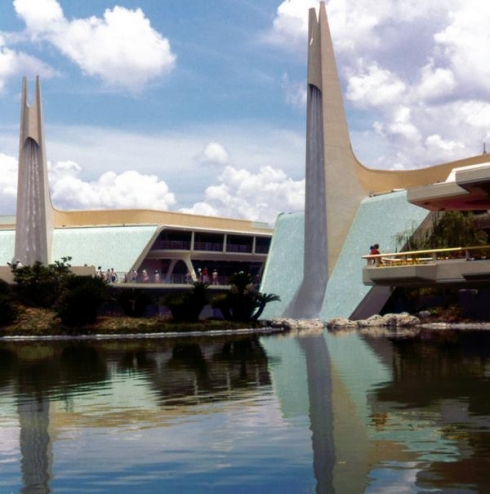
[151,240,191,250]
[362,245,490,286]
[194,241,223,252]
[226,244,253,253]
[362,245,490,267]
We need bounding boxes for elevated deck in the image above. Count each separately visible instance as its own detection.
[362,245,490,286]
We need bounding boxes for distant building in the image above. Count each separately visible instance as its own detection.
[0,78,272,285]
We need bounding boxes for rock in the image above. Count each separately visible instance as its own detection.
[271,318,325,332]
[326,318,358,329]
[357,314,384,327]
[384,312,420,327]
[328,312,420,331]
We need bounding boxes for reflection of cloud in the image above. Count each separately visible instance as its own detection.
[13,0,175,91]
[0,423,20,455]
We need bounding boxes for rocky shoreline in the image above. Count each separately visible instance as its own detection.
[3,308,490,342]
[271,312,490,332]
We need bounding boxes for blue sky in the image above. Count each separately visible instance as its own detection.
[1,0,490,224]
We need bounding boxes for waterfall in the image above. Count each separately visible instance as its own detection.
[15,138,49,265]
[285,85,328,319]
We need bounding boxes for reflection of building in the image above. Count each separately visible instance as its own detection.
[260,3,490,320]
[0,77,272,284]
[0,337,273,493]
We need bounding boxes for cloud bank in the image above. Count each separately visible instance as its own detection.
[274,0,490,169]
[9,0,176,91]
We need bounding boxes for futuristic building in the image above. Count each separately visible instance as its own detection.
[260,3,490,320]
[0,77,272,284]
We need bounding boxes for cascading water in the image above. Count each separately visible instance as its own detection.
[15,137,49,265]
[285,85,328,319]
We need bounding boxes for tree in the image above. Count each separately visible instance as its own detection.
[56,275,110,327]
[162,282,210,322]
[12,257,73,308]
[0,279,17,327]
[395,211,488,252]
[116,288,155,317]
[212,272,280,322]
[426,211,487,248]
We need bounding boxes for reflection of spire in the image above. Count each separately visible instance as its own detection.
[18,395,52,493]
[15,76,53,265]
[298,335,335,494]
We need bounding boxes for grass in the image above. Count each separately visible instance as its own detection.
[0,305,256,338]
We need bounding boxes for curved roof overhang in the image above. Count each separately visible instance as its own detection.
[407,162,490,211]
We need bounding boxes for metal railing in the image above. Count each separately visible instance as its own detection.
[362,245,490,267]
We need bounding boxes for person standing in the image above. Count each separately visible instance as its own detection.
[370,244,381,266]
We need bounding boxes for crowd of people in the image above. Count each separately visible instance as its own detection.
[95,266,222,285]
[194,268,220,284]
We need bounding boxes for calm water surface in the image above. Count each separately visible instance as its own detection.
[1,328,490,493]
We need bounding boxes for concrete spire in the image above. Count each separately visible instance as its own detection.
[14,76,53,265]
[311,2,367,276]
[286,3,366,318]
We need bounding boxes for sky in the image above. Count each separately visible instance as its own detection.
[1,0,490,225]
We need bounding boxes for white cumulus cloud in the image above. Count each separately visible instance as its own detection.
[0,35,58,91]
[49,163,176,210]
[270,0,490,170]
[0,153,18,213]
[13,0,176,91]
[182,165,305,225]
[346,62,406,109]
[196,142,229,166]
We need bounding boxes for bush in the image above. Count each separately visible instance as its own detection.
[116,289,155,317]
[0,279,17,327]
[163,282,210,322]
[212,272,280,322]
[56,275,110,327]
[12,257,73,308]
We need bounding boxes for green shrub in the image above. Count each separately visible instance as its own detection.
[212,272,280,322]
[116,289,155,317]
[12,257,73,308]
[163,282,210,322]
[56,275,110,327]
[0,279,17,327]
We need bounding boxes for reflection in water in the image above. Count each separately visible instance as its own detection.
[298,335,334,494]
[19,397,51,494]
[3,331,490,492]
[369,331,490,493]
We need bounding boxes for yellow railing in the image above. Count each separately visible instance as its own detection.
[362,245,490,267]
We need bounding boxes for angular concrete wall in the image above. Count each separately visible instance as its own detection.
[260,191,428,320]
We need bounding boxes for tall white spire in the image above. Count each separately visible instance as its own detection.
[14,76,53,265]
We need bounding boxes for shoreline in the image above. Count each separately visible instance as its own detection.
[4,320,490,344]
[0,325,286,342]
[3,307,490,343]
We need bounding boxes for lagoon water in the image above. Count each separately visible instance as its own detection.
[2,328,490,493]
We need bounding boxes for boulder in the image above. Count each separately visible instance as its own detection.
[326,318,358,329]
